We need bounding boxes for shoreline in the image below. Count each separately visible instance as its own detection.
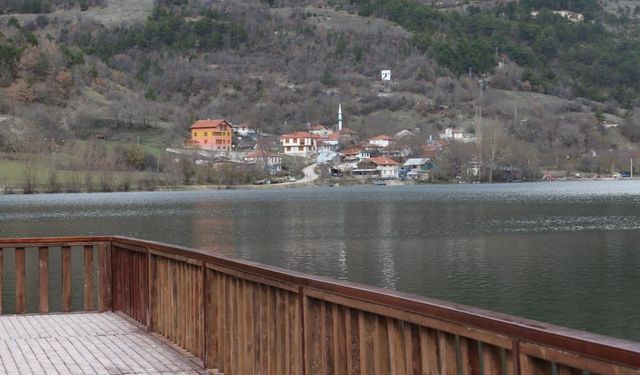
[1,177,638,196]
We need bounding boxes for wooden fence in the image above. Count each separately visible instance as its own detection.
[1,236,639,375]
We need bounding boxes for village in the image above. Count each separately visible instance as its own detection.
[176,105,481,186]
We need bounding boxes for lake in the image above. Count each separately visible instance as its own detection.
[1,180,639,341]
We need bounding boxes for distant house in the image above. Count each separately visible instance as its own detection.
[244,151,282,174]
[365,156,400,179]
[403,158,433,180]
[439,127,476,143]
[309,124,333,138]
[394,129,415,139]
[318,133,340,152]
[368,135,394,148]
[316,150,341,166]
[190,119,233,151]
[531,10,584,22]
[280,132,319,156]
[439,127,464,140]
[231,123,257,137]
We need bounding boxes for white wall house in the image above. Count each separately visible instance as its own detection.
[280,132,319,156]
[370,156,399,179]
[368,135,394,148]
[232,123,257,137]
[440,127,464,140]
[244,151,282,173]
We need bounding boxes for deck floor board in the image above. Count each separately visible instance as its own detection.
[0,312,208,375]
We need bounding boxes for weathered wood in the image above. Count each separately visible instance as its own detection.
[482,343,503,375]
[3,236,640,375]
[38,246,49,313]
[98,242,111,312]
[84,245,94,311]
[15,247,26,314]
[61,246,72,312]
[0,312,209,375]
[519,354,552,375]
[304,287,512,349]
[520,342,640,375]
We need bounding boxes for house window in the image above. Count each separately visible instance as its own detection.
[193,132,198,137]
[204,139,208,144]
[204,132,208,136]
[299,139,304,145]
[287,146,291,152]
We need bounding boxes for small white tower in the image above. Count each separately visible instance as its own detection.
[338,103,343,132]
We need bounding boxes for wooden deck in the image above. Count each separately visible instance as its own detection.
[1,236,640,375]
[0,312,208,375]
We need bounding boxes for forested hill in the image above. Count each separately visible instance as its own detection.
[2,0,640,175]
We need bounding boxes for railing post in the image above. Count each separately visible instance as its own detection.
[513,339,521,375]
[61,246,72,312]
[299,285,307,375]
[147,247,153,331]
[202,262,208,369]
[15,247,25,314]
[84,245,94,311]
[39,246,49,313]
[98,242,112,312]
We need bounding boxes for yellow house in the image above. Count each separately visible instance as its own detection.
[190,119,233,151]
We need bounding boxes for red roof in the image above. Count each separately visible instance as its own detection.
[280,131,320,139]
[369,156,399,166]
[369,135,393,141]
[342,146,363,155]
[310,124,327,130]
[245,151,280,159]
[190,119,231,129]
[327,133,340,141]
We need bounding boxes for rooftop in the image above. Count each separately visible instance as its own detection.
[190,119,230,129]
[280,131,320,139]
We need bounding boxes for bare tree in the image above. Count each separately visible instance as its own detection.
[480,120,508,183]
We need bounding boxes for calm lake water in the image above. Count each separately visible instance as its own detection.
[1,181,639,341]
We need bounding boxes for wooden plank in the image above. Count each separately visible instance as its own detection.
[98,242,112,312]
[419,327,439,374]
[15,247,26,314]
[149,248,203,266]
[38,247,49,314]
[438,331,458,375]
[520,342,640,375]
[61,246,72,312]
[84,245,94,311]
[482,343,502,375]
[149,254,157,331]
[518,354,552,375]
[304,288,512,349]
[557,364,584,375]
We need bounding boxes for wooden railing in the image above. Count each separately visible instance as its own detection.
[1,236,640,375]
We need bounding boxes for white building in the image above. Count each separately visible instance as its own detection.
[309,124,332,138]
[280,132,319,156]
[232,123,257,137]
[440,127,464,140]
[368,135,394,148]
[362,156,400,179]
[244,151,282,173]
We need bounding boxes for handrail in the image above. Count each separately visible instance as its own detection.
[1,235,639,374]
[111,236,640,368]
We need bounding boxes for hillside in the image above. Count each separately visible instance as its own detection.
[1,0,640,184]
